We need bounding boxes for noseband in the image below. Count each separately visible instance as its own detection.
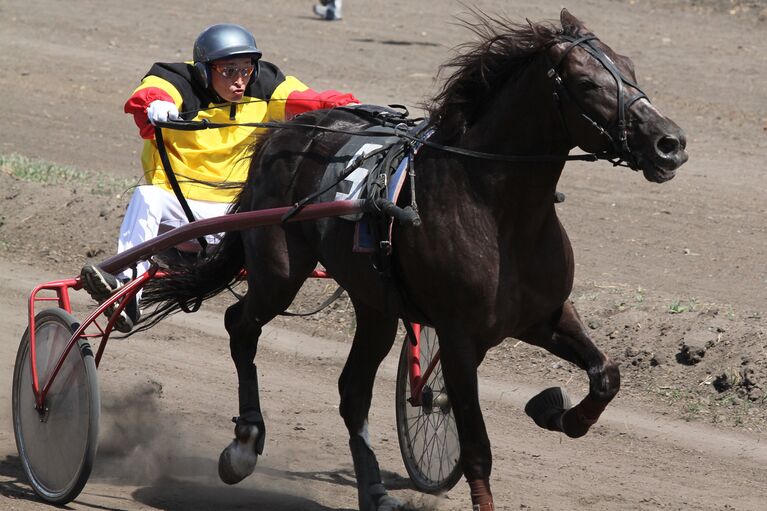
[547,34,649,169]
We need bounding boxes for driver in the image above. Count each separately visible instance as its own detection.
[80,23,358,332]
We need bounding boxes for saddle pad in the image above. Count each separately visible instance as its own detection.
[353,126,433,253]
[333,143,390,202]
[318,126,401,221]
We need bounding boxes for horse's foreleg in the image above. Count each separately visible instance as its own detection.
[438,336,494,511]
[340,300,401,511]
[218,298,266,485]
[521,300,620,438]
[218,227,317,484]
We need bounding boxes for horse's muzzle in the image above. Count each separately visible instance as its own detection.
[637,128,688,183]
[657,128,688,163]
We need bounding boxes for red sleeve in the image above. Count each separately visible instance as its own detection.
[284,89,359,119]
[124,87,176,139]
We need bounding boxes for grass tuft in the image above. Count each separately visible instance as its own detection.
[0,152,135,196]
[0,153,87,183]
[668,297,697,314]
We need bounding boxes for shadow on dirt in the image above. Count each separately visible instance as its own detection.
[132,476,354,511]
[130,470,431,511]
[351,37,440,47]
[0,455,43,504]
[96,456,419,511]
[256,465,414,491]
[1,454,131,511]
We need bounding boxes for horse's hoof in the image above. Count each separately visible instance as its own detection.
[218,424,261,485]
[524,387,571,432]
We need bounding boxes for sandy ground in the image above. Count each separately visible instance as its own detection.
[1,0,766,510]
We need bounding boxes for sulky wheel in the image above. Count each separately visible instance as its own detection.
[12,307,100,504]
[395,326,462,494]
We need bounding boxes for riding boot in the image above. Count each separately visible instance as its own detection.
[238,377,266,453]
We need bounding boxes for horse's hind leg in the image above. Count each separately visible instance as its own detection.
[437,333,494,511]
[520,300,620,438]
[218,227,317,484]
[340,299,402,511]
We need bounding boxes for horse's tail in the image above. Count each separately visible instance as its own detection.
[135,230,244,333]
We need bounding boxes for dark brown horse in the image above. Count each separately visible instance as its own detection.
[142,10,687,510]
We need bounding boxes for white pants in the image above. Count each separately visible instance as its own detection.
[117,185,230,281]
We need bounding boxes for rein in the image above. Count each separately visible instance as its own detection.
[156,33,649,168]
[154,117,613,165]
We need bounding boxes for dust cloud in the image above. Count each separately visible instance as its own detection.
[94,379,216,485]
[91,380,338,509]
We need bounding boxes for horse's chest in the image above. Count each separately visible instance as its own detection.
[498,244,574,327]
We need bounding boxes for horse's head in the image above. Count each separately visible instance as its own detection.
[547,9,688,182]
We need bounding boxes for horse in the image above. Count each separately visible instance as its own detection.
[141,9,687,510]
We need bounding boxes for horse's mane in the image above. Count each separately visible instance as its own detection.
[428,12,572,141]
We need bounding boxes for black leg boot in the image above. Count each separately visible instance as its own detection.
[349,435,401,511]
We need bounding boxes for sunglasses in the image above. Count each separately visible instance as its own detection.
[212,63,256,79]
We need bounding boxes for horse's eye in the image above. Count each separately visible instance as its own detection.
[576,80,601,92]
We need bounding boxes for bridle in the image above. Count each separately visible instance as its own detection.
[546,34,649,169]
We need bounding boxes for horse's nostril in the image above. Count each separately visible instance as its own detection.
[656,135,680,155]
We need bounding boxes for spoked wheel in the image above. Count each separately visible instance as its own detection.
[12,308,100,505]
[395,326,462,494]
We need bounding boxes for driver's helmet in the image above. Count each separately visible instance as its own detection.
[192,24,262,88]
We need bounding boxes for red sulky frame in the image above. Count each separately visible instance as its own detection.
[26,200,363,411]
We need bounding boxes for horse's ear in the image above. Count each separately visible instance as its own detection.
[560,8,586,34]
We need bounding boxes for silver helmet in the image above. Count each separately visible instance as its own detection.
[193,23,262,63]
[192,24,262,89]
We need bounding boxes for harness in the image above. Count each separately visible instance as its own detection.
[292,105,432,340]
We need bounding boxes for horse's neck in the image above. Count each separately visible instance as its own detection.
[465,57,570,163]
[446,57,569,214]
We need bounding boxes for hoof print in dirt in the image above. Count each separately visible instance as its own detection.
[676,343,706,365]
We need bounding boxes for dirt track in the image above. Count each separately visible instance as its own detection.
[1,1,766,510]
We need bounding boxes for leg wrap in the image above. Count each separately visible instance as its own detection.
[238,378,265,454]
[349,435,388,511]
[238,377,263,424]
[469,479,494,511]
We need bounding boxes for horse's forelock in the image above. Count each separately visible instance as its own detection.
[428,12,564,140]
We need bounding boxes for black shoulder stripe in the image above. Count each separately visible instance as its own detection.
[145,60,287,116]
[145,62,214,118]
[247,60,287,100]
